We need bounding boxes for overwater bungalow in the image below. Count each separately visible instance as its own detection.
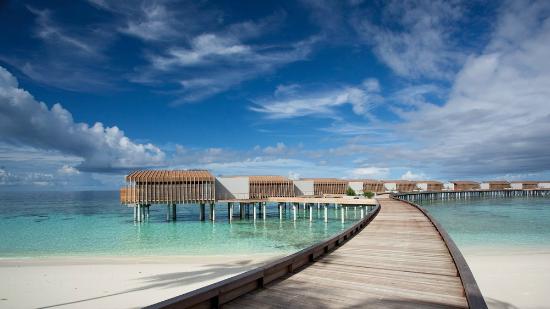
[480,180,511,190]
[416,181,444,191]
[347,179,385,195]
[449,181,480,191]
[215,175,294,200]
[510,181,539,190]
[383,180,417,192]
[294,178,348,196]
[120,169,216,205]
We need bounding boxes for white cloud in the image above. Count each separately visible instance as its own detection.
[0,66,165,173]
[384,0,550,176]
[251,78,382,119]
[27,6,97,55]
[58,165,80,175]
[351,166,390,178]
[400,170,426,180]
[262,142,287,155]
[352,0,464,79]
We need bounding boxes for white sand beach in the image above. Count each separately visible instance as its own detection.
[0,254,282,309]
[462,246,550,309]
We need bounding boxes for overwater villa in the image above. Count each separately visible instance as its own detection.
[382,180,417,192]
[480,180,511,190]
[348,179,385,194]
[510,181,539,190]
[449,181,481,191]
[416,180,444,191]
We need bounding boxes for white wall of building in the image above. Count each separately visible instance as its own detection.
[294,180,314,196]
[384,182,397,192]
[480,183,490,190]
[416,183,428,191]
[538,182,550,189]
[215,177,249,200]
[510,183,523,189]
[348,181,363,195]
[443,182,454,191]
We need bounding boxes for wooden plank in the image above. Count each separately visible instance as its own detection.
[225,198,471,308]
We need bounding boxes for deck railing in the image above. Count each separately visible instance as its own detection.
[144,204,380,309]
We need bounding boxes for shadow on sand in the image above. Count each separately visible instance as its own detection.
[36,259,264,309]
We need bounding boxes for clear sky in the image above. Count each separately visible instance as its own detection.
[1,0,549,190]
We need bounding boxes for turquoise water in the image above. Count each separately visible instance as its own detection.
[0,191,366,258]
[420,197,550,248]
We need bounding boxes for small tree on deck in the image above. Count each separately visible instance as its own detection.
[346,187,356,196]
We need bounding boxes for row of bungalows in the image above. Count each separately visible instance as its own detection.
[120,170,550,205]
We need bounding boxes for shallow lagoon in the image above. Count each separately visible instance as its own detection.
[0,191,366,257]
[420,196,550,248]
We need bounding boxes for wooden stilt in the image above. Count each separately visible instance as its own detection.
[172,204,176,220]
[293,204,297,221]
[199,203,205,221]
[262,202,266,220]
[324,204,328,222]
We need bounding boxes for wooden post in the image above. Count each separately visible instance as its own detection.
[262,202,266,220]
[279,203,283,221]
[133,205,137,222]
[172,204,176,221]
[360,207,364,219]
[293,203,297,221]
[166,205,170,221]
[324,204,328,222]
[239,203,243,219]
[341,206,345,223]
[199,203,205,221]
[309,204,313,222]
[228,203,233,222]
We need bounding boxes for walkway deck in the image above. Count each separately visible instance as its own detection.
[226,198,469,308]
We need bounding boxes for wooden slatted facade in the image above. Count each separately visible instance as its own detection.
[452,181,480,191]
[120,170,215,204]
[363,179,384,193]
[249,176,295,199]
[481,180,511,190]
[417,180,444,191]
[301,178,348,196]
[383,180,417,192]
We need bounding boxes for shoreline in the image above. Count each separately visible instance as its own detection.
[0,254,283,309]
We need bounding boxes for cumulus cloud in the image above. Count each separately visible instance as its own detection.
[390,0,550,176]
[251,78,382,119]
[0,66,165,173]
[351,166,390,178]
[400,170,427,180]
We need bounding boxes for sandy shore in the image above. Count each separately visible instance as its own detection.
[0,254,283,309]
[462,246,550,309]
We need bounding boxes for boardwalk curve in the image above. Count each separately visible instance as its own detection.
[226,197,485,308]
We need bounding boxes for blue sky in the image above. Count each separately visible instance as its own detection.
[1,0,550,190]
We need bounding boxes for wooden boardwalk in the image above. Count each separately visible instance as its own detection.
[226,198,469,308]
